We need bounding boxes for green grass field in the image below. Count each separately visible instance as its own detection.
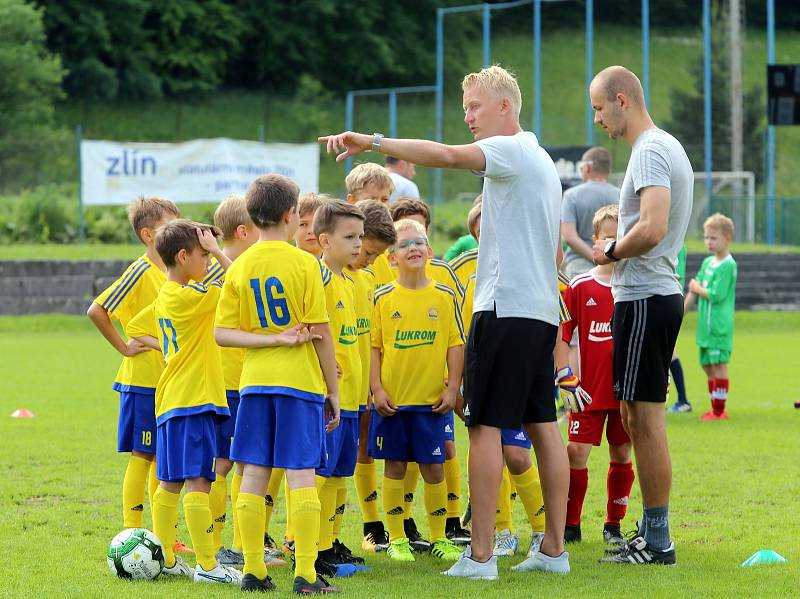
[3,312,798,598]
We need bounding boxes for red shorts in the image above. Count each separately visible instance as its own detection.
[567,409,630,447]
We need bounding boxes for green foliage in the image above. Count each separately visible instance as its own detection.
[0,0,66,190]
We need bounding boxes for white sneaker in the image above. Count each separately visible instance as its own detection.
[193,562,244,584]
[441,545,498,580]
[492,529,518,557]
[162,556,193,577]
[511,550,570,574]
[527,532,545,558]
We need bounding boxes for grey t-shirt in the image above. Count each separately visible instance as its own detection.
[473,131,561,325]
[561,180,620,272]
[613,128,693,301]
[388,172,420,203]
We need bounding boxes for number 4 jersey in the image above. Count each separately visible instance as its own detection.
[215,241,329,403]
[561,272,616,411]
[127,280,229,425]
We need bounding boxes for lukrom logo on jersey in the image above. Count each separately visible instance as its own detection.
[588,320,612,342]
[394,329,437,349]
[338,324,358,345]
[356,317,370,336]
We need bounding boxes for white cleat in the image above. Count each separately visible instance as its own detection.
[193,562,244,584]
[511,550,570,574]
[527,532,545,558]
[441,545,499,580]
[161,556,193,578]
[492,529,519,557]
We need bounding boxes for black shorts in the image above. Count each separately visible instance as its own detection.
[463,309,557,429]
[612,294,683,403]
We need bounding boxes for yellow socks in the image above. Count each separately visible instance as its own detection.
[383,476,406,541]
[237,492,267,578]
[424,480,448,542]
[403,463,420,512]
[332,477,347,539]
[291,486,321,584]
[231,471,242,552]
[354,461,380,523]
[122,455,150,528]
[264,468,285,537]
[152,486,180,567]
[511,465,546,532]
[209,478,227,551]
[316,476,337,552]
[184,491,216,571]
[496,467,514,532]
[147,459,158,509]
[444,456,461,519]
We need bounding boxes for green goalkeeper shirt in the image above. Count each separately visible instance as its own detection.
[695,254,737,351]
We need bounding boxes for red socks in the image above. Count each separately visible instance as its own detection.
[566,468,588,527]
[606,462,635,526]
[709,377,729,415]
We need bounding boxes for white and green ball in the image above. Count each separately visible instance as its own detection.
[106,528,164,580]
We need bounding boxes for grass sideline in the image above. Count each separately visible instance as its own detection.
[3,311,799,597]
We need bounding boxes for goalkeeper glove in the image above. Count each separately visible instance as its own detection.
[556,367,592,413]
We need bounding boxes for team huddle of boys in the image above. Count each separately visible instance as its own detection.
[92,155,734,593]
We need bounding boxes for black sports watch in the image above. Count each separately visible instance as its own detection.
[604,240,620,262]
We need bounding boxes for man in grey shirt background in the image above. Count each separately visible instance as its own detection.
[591,65,692,567]
[385,156,420,203]
[560,147,620,280]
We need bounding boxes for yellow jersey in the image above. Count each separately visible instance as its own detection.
[449,248,478,291]
[371,252,395,288]
[203,257,225,286]
[371,281,464,408]
[345,266,376,408]
[94,254,166,393]
[382,256,464,302]
[127,281,229,425]
[321,262,361,414]
[215,241,329,402]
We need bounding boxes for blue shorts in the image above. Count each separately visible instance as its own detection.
[231,393,326,470]
[444,412,456,442]
[156,413,217,483]
[117,391,156,455]
[369,409,446,464]
[215,391,240,460]
[317,412,359,478]
[501,427,532,449]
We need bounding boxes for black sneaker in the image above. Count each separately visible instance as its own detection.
[461,499,472,528]
[404,518,431,552]
[603,524,625,548]
[241,572,277,592]
[604,520,642,555]
[564,524,582,544]
[362,521,389,552]
[445,517,471,545]
[600,536,676,565]
[312,554,337,579]
[292,575,339,594]
[332,539,365,564]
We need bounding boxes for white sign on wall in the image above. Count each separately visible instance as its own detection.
[80,138,319,205]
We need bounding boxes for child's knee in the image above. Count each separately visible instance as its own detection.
[419,463,445,484]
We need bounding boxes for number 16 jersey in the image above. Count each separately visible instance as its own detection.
[215,241,329,403]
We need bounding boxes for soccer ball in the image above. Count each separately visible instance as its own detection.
[106,528,164,580]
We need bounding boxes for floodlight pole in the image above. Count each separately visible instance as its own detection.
[585,0,594,145]
[483,4,491,67]
[642,0,650,107]
[76,125,85,243]
[345,92,354,173]
[533,0,541,138]
[766,0,776,245]
[703,0,713,215]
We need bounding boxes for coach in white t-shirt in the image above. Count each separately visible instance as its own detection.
[320,65,571,579]
[385,156,420,203]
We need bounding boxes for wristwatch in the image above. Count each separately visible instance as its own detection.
[604,240,620,262]
[371,132,383,153]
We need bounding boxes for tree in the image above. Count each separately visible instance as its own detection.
[0,0,65,191]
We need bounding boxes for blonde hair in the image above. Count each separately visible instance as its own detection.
[128,196,180,242]
[462,65,522,118]
[467,203,482,240]
[592,204,620,237]
[704,212,734,239]
[298,192,332,218]
[345,162,395,196]
[214,195,252,241]
[390,218,428,252]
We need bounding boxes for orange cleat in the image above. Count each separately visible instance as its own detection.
[173,539,194,554]
[700,410,729,421]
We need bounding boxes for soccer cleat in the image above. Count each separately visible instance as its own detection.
[362,522,390,553]
[264,552,288,567]
[264,534,284,558]
[794,400,800,409]
[431,539,463,561]
[441,545,498,580]
[603,524,626,549]
[173,539,194,554]
[511,550,570,574]
[405,518,431,552]
[564,524,582,544]
[604,520,643,555]
[283,537,296,554]
[667,402,693,413]
[333,539,365,564]
[527,532,545,558]
[292,574,339,594]
[241,572,277,592]
[386,538,415,562]
[461,499,472,528]
[445,517,471,545]
[492,528,519,557]
[193,561,244,584]
[216,546,245,567]
[700,410,729,421]
[162,556,193,578]
[600,536,676,565]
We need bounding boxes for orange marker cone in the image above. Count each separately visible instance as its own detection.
[11,409,34,418]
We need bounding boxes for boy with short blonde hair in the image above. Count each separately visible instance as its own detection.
[294,192,332,258]
[346,163,395,205]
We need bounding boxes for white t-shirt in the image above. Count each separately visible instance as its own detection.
[388,173,420,203]
[473,131,561,325]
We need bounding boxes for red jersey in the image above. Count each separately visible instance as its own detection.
[562,273,616,411]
